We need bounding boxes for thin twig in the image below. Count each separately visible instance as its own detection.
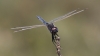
[53,35,61,56]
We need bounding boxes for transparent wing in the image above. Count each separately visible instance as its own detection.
[11,25,45,29]
[11,25,45,32]
[49,8,87,23]
[48,8,79,23]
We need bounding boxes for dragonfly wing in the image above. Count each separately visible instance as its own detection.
[11,25,45,29]
[49,8,78,23]
[49,8,87,23]
[11,25,45,32]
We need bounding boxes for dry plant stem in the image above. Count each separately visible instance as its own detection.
[53,35,61,56]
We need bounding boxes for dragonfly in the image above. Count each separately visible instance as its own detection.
[11,8,87,42]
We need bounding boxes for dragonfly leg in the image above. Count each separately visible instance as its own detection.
[55,33,59,37]
[52,32,59,43]
[52,32,55,42]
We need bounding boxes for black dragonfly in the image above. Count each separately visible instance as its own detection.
[11,8,86,42]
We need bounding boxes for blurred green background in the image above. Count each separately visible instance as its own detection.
[0,0,100,56]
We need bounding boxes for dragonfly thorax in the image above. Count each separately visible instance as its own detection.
[46,23,55,27]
